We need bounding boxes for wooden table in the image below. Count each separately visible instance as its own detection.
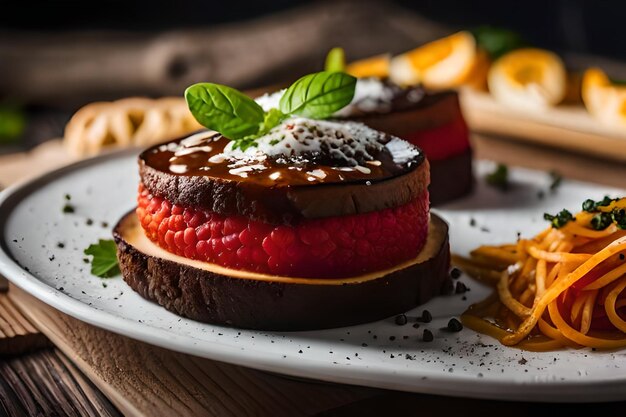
[1,135,626,416]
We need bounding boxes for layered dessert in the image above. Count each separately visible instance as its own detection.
[114,72,451,330]
[256,71,472,205]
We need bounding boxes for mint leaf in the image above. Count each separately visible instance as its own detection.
[471,26,524,59]
[84,239,120,278]
[325,47,346,72]
[185,83,264,139]
[279,71,356,119]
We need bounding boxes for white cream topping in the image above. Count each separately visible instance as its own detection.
[385,137,421,165]
[255,89,285,112]
[170,116,421,174]
[222,117,386,167]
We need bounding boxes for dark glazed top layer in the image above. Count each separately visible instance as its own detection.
[139,124,428,224]
[141,130,423,187]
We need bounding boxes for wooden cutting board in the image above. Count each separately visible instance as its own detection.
[7,285,378,417]
[460,89,626,163]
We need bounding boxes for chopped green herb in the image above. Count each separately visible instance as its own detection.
[62,203,75,214]
[591,212,612,230]
[84,239,120,278]
[582,199,596,212]
[612,208,626,229]
[485,164,509,191]
[582,196,615,212]
[64,194,72,201]
[544,209,575,229]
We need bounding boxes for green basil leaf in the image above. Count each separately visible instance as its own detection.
[279,71,356,119]
[185,83,264,139]
[258,108,287,136]
[84,239,120,278]
[325,47,346,72]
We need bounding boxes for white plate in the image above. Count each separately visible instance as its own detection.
[1,151,626,403]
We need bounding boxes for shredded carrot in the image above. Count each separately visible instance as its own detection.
[453,197,626,351]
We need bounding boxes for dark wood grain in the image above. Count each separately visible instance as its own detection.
[0,349,121,417]
[0,293,48,355]
[8,285,376,417]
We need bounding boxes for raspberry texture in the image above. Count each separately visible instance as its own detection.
[404,113,470,161]
[137,184,429,278]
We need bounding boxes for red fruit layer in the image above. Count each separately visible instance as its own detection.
[404,113,470,161]
[136,184,429,279]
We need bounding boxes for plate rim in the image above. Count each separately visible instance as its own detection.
[1,151,626,403]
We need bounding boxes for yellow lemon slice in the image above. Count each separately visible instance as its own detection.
[488,48,566,111]
[345,54,390,79]
[582,67,626,128]
[389,31,477,89]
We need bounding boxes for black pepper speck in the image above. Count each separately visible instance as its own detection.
[418,310,432,323]
[395,314,408,325]
[423,329,434,342]
[455,282,468,294]
[446,318,463,332]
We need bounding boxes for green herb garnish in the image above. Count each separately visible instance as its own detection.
[325,47,346,72]
[185,71,356,149]
[544,209,575,229]
[582,196,616,212]
[485,163,509,191]
[185,83,266,139]
[279,71,356,118]
[84,239,120,278]
[471,26,525,59]
[612,208,626,229]
[591,212,613,230]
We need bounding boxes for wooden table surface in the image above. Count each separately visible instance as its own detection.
[1,134,626,416]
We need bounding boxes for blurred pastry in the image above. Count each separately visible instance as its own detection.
[64,97,203,156]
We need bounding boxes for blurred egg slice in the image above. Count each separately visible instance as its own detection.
[346,54,390,79]
[582,67,626,128]
[389,31,477,89]
[488,48,566,111]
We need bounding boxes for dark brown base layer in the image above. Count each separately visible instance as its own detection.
[114,212,451,331]
[429,149,474,206]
